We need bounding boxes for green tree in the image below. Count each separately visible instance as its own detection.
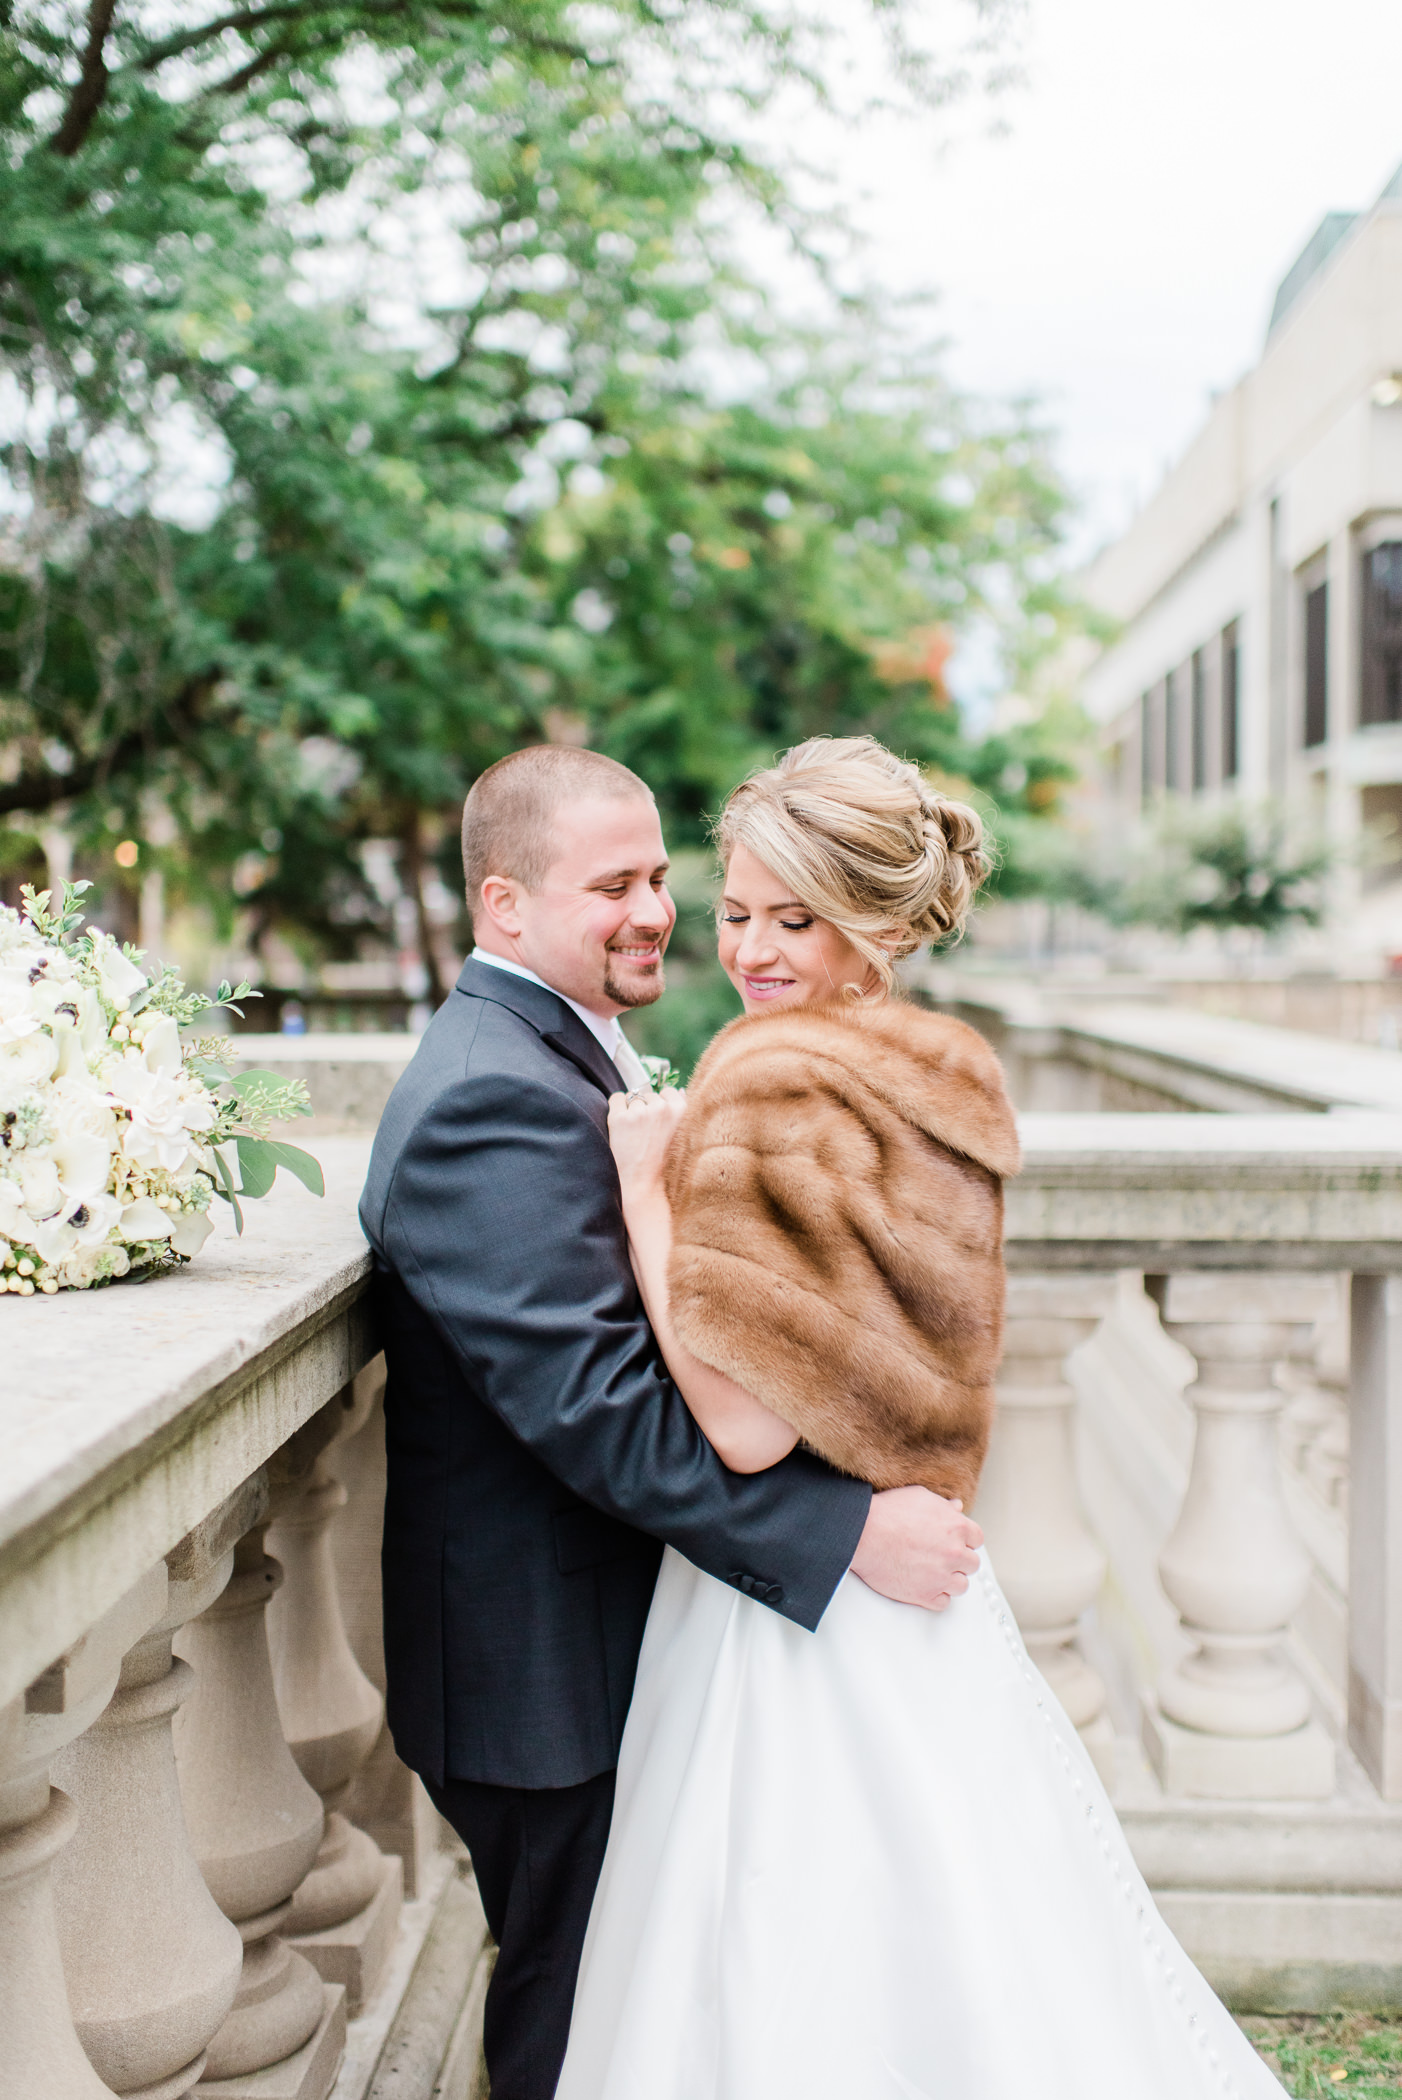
[1,0,1062,1027]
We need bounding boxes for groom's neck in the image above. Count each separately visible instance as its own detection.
[472,935,620,1021]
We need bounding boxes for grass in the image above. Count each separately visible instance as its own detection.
[1241,2015,1402,2094]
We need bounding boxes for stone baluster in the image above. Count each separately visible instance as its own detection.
[267,1383,400,2015]
[1142,1274,1335,1799]
[1349,1274,1402,1798]
[174,1510,345,2099]
[0,1566,166,2100]
[978,1275,1117,1783]
[51,1482,265,2100]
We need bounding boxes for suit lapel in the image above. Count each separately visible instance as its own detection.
[455,958,624,1097]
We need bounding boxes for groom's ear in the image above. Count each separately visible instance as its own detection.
[477,872,527,936]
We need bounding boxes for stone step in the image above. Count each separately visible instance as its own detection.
[331,1854,492,2100]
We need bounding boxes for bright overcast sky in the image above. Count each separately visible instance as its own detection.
[809,0,1402,561]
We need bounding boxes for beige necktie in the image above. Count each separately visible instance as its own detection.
[612,1029,651,1092]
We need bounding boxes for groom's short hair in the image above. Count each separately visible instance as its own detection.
[462,745,654,915]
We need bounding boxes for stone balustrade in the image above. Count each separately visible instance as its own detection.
[0,1137,394,2100]
[918,972,1402,1114]
[1001,1112,1402,2010]
[7,1107,1402,2096]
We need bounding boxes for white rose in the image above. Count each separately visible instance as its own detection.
[18,1154,62,1221]
[108,1062,208,1174]
[58,1239,130,1290]
[0,1032,58,1085]
[169,1209,215,1257]
[120,1196,174,1241]
[51,1073,118,1151]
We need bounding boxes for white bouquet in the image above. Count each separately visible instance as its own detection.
[0,881,321,1295]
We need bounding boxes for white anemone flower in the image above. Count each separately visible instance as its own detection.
[169,1209,215,1257]
[0,962,45,1043]
[51,1128,112,1205]
[139,1014,183,1076]
[120,1195,174,1241]
[0,1175,27,1240]
[89,932,148,1011]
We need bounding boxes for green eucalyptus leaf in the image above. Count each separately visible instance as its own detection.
[235,1136,324,1200]
[235,1136,278,1199]
[212,1145,245,1234]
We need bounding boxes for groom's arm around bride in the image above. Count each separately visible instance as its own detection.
[359,745,979,2100]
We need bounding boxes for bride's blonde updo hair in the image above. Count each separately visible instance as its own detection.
[716,734,988,996]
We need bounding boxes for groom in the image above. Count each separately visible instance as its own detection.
[360,745,982,2100]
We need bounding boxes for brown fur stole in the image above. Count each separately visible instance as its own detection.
[664,999,1019,1506]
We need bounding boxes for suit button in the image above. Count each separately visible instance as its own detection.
[762,1584,784,1605]
[728,1571,750,1593]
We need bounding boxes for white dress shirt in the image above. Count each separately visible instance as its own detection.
[470,948,652,1090]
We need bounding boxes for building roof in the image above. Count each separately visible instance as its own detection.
[1267,212,1359,337]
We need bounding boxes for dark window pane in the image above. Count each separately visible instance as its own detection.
[1304,581,1328,747]
[1222,622,1240,779]
[1165,667,1182,790]
[1363,543,1402,725]
[1191,649,1207,788]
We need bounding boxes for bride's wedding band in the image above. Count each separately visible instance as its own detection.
[626,1088,651,1106]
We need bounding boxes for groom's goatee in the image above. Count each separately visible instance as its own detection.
[605,958,665,1008]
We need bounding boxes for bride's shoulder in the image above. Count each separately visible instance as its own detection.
[686,1000,1020,1178]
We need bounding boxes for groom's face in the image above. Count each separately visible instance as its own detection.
[491,793,676,1016]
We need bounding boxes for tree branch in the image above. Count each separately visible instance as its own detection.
[0,679,210,817]
[134,0,333,71]
[48,0,121,157]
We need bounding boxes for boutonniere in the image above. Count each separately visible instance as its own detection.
[638,1055,675,1093]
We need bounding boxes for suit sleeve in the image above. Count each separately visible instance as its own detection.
[378,1068,870,1631]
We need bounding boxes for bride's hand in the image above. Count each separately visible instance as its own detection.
[608,1086,686,1200]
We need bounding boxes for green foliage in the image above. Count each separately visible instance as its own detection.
[1240,2013,1402,2095]
[18,879,94,945]
[211,1072,321,1233]
[1124,805,1332,937]
[1,0,1072,981]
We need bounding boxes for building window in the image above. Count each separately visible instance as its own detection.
[1191,649,1207,789]
[1363,543,1402,725]
[1139,686,1167,802]
[1303,582,1328,747]
[1221,622,1240,780]
[1164,667,1183,791]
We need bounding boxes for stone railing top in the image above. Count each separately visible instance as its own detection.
[225,1031,420,1065]
[917,971,1402,1114]
[1011,1111,1402,1267]
[1,1136,374,1570]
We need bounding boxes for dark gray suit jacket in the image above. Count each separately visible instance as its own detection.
[360,958,871,1789]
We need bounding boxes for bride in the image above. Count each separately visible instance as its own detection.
[555,735,1286,2100]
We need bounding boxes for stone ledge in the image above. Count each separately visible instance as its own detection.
[0,1139,376,1707]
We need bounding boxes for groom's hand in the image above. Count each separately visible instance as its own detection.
[849,1486,983,1612]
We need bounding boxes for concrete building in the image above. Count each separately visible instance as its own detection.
[1080,164,1402,957]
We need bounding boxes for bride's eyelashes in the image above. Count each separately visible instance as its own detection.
[720,912,815,931]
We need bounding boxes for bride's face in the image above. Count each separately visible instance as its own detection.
[718,843,880,1013]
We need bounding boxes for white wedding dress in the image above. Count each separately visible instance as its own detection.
[556,1544,1287,2100]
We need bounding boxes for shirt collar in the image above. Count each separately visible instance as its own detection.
[469,947,623,1061]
